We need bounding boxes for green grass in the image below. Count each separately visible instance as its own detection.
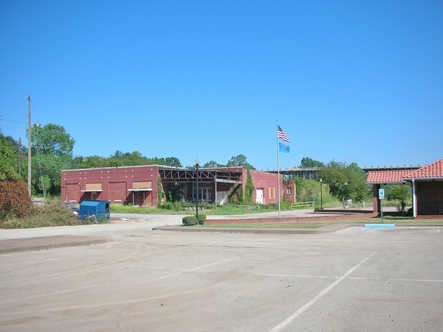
[202,216,443,229]
[110,204,160,214]
[110,203,303,215]
[203,222,337,229]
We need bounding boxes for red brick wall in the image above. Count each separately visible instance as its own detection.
[284,180,296,203]
[249,170,282,204]
[61,166,289,207]
[416,181,443,215]
[61,166,159,206]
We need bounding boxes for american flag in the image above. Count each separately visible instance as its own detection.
[277,125,290,143]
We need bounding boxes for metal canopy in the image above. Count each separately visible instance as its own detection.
[159,167,243,184]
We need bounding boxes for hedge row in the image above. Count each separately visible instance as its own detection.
[182,214,207,226]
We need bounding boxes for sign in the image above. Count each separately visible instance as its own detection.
[379,189,385,200]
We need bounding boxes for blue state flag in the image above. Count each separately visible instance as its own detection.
[279,142,290,153]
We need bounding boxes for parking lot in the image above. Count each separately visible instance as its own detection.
[1,219,442,331]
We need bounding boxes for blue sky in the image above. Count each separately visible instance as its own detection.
[1,0,442,170]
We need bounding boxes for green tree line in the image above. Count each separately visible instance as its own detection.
[0,124,255,196]
[0,123,409,205]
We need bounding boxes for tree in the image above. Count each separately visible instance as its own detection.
[0,132,32,220]
[73,155,109,168]
[0,133,20,181]
[319,160,369,203]
[108,150,150,166]
[299,157,325,168]
[226,154,255,170]
[30,123,75,196]
[74,151,183,169]
[203,160,221,168]
[386,185,411,214]
[31,123,75,157]
[163,157,182,167]
[348,162,367,182]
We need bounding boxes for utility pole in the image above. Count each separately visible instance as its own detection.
[27,94,32,196]
[18,138,21,176]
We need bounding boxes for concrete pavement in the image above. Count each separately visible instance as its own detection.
[0,207,402,254]
[1,221,443,331]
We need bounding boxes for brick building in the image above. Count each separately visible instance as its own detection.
[61,165,294,206]
[367,157,443,216]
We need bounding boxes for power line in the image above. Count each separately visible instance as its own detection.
[0,119,27,124]
[0,98,27,118]
[0,72,28,96]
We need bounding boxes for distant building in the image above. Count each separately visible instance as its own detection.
[367,158,443,216]
[61,165,295,206]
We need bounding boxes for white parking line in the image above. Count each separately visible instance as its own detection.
[269,251,377,332]
[258,273,443,283]
[140,257,239,283]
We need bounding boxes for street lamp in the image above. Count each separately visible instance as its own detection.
[320,178,323,210]
[344,182,348,208]
[195,157,199,224]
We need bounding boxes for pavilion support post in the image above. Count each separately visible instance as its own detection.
[372,184,380,215]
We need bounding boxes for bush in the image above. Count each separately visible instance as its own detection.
[182,215,197,226]
[2,203,82,229]
[0,180,32,222]
[197,214,206,225]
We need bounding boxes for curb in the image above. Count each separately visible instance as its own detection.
[152,223,351,234]
[0,235,112,254]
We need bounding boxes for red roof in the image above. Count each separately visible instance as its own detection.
[403,158,443,180]
[366,170,412,184]
[367,158,443,184]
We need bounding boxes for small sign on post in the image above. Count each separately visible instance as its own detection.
[379,189,385,200]
[379,189,385,223]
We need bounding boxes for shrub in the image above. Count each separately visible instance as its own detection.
[197,214,206,225]
[2,203,82,229]
[0,180,32,222]
[182,215,196,226]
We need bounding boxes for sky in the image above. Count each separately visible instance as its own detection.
[1,0,442,170]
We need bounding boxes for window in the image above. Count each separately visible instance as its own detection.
[193,185,212,201]
[287,188,292,195]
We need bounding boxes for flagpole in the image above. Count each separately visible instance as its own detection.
[276,119,281,217]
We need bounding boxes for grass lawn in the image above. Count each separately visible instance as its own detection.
[110,204,301,215]
[202,216,443,229]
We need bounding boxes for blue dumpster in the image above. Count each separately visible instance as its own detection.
[79,200,110,222]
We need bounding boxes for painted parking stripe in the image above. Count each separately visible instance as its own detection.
[140,257,239,283]
[269,252,377,332]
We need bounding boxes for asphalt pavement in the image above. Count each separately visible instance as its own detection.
[0,207,396,254]
[1,215,442,331]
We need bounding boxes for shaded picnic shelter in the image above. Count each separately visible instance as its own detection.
[366,158,443,217]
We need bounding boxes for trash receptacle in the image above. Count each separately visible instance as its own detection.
[79,200,110,222]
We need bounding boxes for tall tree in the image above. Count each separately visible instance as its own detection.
[226,154,255,170]
[203,160,221,168]
[163,157,182,167]
[30,123,75,195]
[319,160,369,203]
[32,123,75,157]
[0,133,20,180]
[299,157,324,168]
